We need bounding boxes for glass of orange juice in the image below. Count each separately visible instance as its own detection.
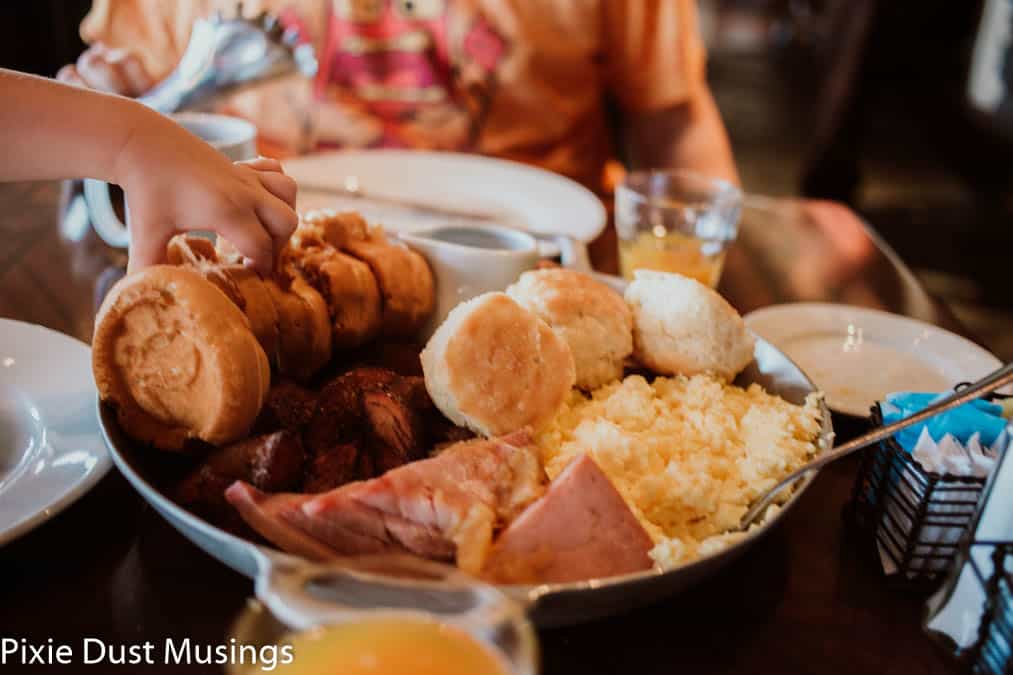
[228,601,538,675]
[615,169,742,287]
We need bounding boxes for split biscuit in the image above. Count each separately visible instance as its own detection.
[421,292,575,437]
[624,270,754,381]
[507,268,633,390]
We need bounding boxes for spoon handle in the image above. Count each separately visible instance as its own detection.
[740,362,1013,529]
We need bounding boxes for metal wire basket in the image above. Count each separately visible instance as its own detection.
[849,403,989,589]
[964,540,1013,675]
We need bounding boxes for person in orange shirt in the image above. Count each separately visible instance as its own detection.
[58,0,739,194]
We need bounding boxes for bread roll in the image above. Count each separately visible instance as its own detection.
[93,266,270,451]
[624,270,755,381]
[295,247,382,349]
[266,271,332,381]
[219,267,280,361]
[297,209,369,250]
[165,234,280,360]
[166,234,218,266]
[507,268,633,390]
[344,237,435,338]
[295,210,434,338]
[421,292,575,437]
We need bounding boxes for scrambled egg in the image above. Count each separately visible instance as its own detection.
[536,374,823,570]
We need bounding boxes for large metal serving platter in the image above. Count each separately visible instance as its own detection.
[98,337,833,627]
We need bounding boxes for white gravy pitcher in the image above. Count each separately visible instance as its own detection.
[400,224,598,339]
[398,225,542,339]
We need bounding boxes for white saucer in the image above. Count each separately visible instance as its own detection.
[0,320,111,545]
[744,303,1002,417]
[283,150,607,243]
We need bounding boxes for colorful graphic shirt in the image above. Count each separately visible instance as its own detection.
[82,0,705,191]
[309,0,507,151]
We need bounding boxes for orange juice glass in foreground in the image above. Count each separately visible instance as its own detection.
[273,617,512,675]
[616,169,742,287]
[229,601,538,675]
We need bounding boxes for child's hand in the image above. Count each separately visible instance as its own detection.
[113,114,298,275]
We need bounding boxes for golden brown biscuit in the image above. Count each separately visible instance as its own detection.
[93,266,270,451]
[344,237,435,339]
[265,271,333,382]
[421,292,575,437]
[507,268,633,390]
[295,247,383,349]
[624,270,755,381]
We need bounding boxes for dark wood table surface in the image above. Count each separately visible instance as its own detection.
[0,181,968,674]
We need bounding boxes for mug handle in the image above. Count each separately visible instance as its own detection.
[556,234,630,294]
[555,235,592,273]
[84,178,131,248]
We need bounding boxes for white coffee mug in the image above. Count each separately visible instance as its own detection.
[84,112,257,248]
[398,225,542,339]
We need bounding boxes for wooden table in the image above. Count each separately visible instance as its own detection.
[0,181,965,674]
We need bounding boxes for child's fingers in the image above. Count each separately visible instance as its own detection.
[127,227,173,275]
[239,156,285,173]
[76,47,130,95]
[215,215,276,276]
[256,169,298,208]
[253,191,299,249]
[56,65,85,87]
[105,48,154,97]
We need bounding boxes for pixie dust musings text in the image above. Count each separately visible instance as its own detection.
[2,638,294,671]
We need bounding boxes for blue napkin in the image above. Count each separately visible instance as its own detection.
[881,391,1007,452]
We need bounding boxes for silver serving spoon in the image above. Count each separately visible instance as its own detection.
[739,362,1013,530]
[139,6,317,114]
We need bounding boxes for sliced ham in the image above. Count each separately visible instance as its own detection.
[225,484,343,562]
[225,430,543,574]
[480,454,655,584]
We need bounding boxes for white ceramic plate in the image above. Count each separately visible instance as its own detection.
[744,303,1003,417]
[0,320,111,545]
[283,150,607,243]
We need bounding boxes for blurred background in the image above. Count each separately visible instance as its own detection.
[1,0,1010,360]
[699,0,1012,361]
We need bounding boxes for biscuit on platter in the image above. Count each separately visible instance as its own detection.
[624,270,754,381]
[344,237,435,339]
[507,268,633,390]
[421,292,575,437]
[295,247,383,349]
[93,265,270,451]
[266,271,333,381]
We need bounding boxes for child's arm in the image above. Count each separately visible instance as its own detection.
[0,69,298,274]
